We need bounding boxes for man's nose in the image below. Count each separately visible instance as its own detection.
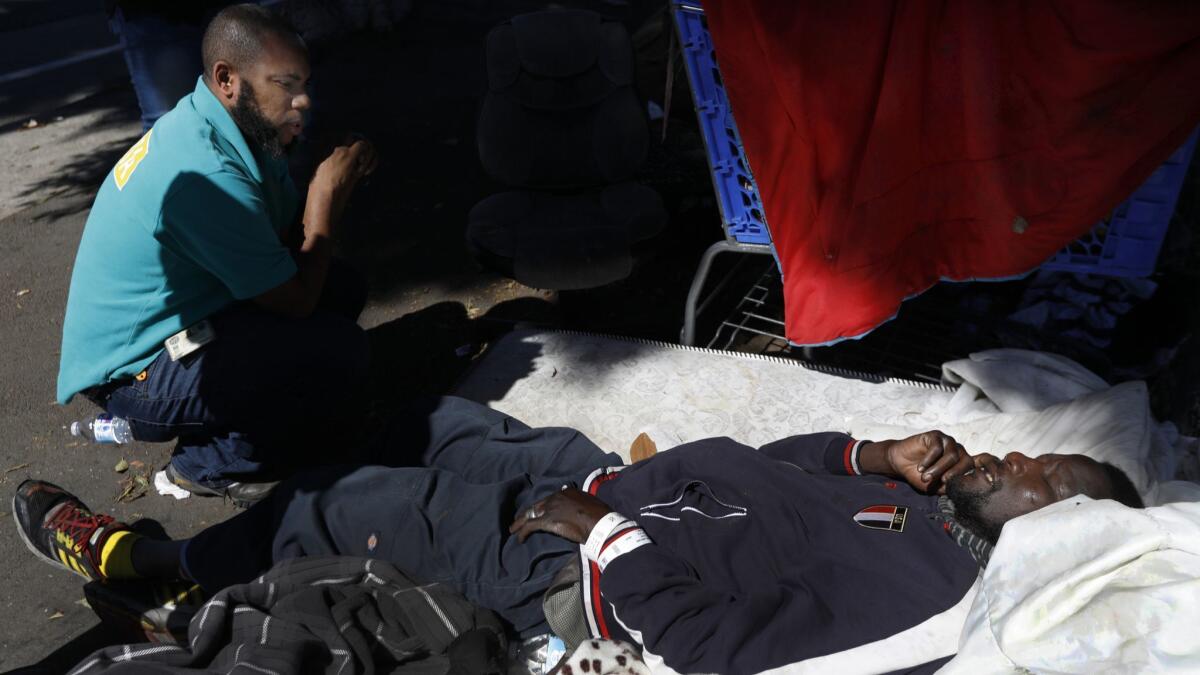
[292,93,312,111]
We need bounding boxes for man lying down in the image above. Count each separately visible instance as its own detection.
[14,397,1142,674]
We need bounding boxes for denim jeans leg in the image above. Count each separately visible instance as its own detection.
[170,431,266,483]
[109,8,204,130]
[104,349,208,444]
[101,262,369,486]
[199,308,367,485]
[105,304,368,487]
[103,348,264,483]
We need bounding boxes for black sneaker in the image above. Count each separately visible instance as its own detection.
[12,479,129,581]
[163,462,278,508]
[84,578,206,644]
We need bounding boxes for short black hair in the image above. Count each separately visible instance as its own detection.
[201,4,304,81]
[1098,462,1144,509]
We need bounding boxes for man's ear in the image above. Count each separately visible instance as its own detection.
[210,61,238,102]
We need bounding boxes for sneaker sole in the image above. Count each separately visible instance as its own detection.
[11,492,89,580]
[228,492,270,509]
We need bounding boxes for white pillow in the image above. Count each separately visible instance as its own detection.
[941,349,1111,413]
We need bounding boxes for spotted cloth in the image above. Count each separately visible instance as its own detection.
[932,495,994,569]
[551,639,649,675]
[66,556,507,675]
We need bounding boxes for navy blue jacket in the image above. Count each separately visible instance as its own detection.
[579,433,980,674]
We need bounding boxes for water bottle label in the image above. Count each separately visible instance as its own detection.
[93,419,119,443]
[543,636,566,674]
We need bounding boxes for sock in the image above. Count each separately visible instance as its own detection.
[98,530,143,580]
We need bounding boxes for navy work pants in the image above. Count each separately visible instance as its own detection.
[101,261,370,487]
[182,397,622,636]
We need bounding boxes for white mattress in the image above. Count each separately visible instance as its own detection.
[454,329,956,461]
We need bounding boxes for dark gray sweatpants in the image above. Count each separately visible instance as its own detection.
[182,396,622,636]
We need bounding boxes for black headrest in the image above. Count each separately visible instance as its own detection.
[466,185,666,289]
[486,9,633,106]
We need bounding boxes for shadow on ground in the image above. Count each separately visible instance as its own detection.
[1,87,142,221]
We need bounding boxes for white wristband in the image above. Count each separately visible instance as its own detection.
[596,528,653,572]
[849,439,869,475]
[584,512,634,562]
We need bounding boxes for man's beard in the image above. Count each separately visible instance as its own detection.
[945,474,1004,545]
[230,81,286,159]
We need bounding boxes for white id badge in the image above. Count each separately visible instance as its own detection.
[164,319,215,361]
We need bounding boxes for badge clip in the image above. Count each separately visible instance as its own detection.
[164,319,215,361]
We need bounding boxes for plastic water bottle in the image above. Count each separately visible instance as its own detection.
[69,415,134,444]
[542,636,566,674]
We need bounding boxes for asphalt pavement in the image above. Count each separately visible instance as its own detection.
[0,188,246,671]
[0,6,182,671]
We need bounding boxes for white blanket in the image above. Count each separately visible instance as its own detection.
[926,352,1200,674]
[940,497,1200,674]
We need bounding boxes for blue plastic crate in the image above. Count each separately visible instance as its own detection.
[672,1,772,246]
[1042,129,1198,277]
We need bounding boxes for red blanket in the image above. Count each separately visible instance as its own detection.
[705,1,1200,344]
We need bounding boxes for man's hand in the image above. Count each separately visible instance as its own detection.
[308,138,378,227]
[262,138,378,318]
[860,431,973,494]
[509,487,613,544]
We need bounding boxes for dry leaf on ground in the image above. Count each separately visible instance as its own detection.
[630,432,658,463]
[116,468,152,503]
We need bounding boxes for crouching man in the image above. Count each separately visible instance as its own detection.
[56,5,379,504]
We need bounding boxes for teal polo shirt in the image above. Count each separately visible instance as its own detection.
[57,77,299,403]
